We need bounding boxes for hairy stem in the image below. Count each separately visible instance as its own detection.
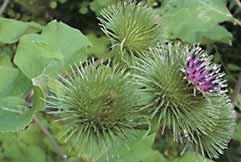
[0,0,9,16]
[33,115,68,162]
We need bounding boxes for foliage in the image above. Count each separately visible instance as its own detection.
[14,20,91,79]
[0,0,240,162]
[159,0,236,44]
[0,17,42,44]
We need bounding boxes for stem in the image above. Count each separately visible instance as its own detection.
[33,115,68,162]
[0,0,9,16]
[26,90,67,161]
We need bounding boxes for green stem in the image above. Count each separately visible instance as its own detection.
[33,115,68,162]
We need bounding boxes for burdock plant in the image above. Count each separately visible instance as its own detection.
[0,0,237,162]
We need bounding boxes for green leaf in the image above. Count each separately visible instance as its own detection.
[14,34,64,79]
[0,47,31,97]
[159,0,234,44]
[0,17,42,44]
[0,66,19,95]
[0,123,59,162]
[0,53,33,132]
[0,54,33,132]
[103,135,166,162]
[40,20,91,66]
[0,96,34,132]
[0,49,13,67]
[3,143,46,162]
[0,66,31,97]
[14,20,91,80]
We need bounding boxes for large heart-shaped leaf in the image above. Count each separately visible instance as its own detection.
[159,0,235,44]
[14,20,91,80]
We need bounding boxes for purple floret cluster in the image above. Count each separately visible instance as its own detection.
[185,47,227,94]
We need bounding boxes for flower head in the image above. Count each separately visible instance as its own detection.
[185,47,227,94]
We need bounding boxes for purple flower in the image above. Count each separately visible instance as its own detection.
[185,47,227,94]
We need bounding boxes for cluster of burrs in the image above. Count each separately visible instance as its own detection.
[133,42,235,158]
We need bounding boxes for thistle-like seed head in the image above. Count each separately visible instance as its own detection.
[99,0,161,55]
[46,59,145,160]
[133,41,235,158]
